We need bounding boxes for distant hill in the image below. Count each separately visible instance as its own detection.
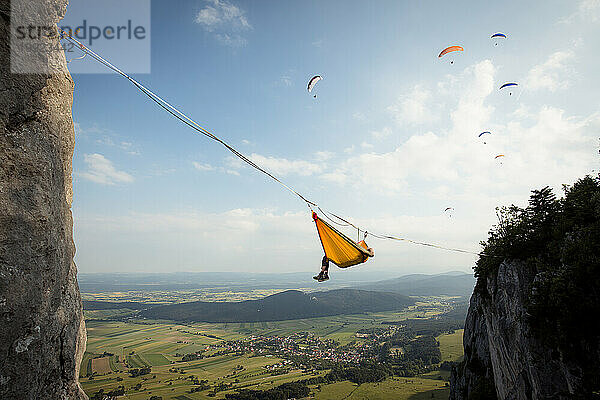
[358,272,475,297]
[82,300,150,310]
[138,289,414,322]
[78,270,403,292]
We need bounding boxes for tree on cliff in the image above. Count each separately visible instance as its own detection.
[474,174,600,395]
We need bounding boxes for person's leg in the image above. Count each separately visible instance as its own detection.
[314,256,329,281]
[321,256,330,281]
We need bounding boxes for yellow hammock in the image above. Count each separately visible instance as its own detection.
[312,212,374,268]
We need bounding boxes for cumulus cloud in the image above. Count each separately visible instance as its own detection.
[75,208,317,272]
[279,75,292,87]
[361,142,374,149]
[314,151,334,161]
[312,39,324,48]
[228,153,323,176]
[79,154,134,185]
[192,161,216,171]
[319,59,596,202]
[214,33,247,47]
[561,0,600,23]
[352,111,366,121]
[525,50,575,91]
[195,0,252,47]
[73,124,107,137]
[80,123,140,155]
[322,60,495,194]
[343,145,355,154]
[388,85,432,126]
[370,127,392,140]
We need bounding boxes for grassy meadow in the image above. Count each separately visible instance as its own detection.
[80,297,463,399]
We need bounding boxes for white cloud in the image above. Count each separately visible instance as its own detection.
[361,142,374,149]
[229,153,323,177]
[192,161,216,172]
[371,127,392,140]
[312,39,323,48]
[79,154,134,185]
[314,151,334,161]
[525,50,575,92]
[96,136,115,146]
[73,124,107,137]
[321,170,348,185]
[195,0,252,47]
[80,123,140,155]
[388,85,432,126]
[118,141,141,156]
[561,0,600,23]
[214,33,247,47]
[96,136,141,156]
[450,60,495,137]
[352,111,366,121]
[75,208,319,272]
[279,75,292,87]
[320,59,596,201]
[343,145,356,154]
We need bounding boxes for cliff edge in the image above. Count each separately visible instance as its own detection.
[450,181,600,400]
[0,0,87,398]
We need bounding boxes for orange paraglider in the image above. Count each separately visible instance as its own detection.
[438,45,464,58]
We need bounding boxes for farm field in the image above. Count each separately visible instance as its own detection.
[438,329,464,362]
[80,300,462,399]
[81,288,309,304]
[314,377,449,400]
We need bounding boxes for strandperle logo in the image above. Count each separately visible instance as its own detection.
[14,20,147,46]
[10,0,150,74]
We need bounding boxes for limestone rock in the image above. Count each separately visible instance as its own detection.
[0,0,87,398]
[450,260,594,400]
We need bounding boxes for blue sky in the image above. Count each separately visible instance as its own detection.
[70,0,600,274]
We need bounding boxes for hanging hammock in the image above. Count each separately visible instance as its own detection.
[312,212,374,268]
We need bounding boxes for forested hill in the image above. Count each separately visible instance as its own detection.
[139,289,414,322]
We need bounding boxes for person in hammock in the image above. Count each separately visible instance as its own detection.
[312,211,374,283]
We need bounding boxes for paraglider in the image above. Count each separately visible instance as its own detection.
[438,45,464,64]
[491,32,507,46]
[499,82,518,96]
[307,75,322,98]
[444,207,455,218]
[478,131,491,144]
[495,154,505,159]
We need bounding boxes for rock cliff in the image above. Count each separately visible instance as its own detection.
[450,261,599,400]
[0,0,87,398]
[450,180,600,400]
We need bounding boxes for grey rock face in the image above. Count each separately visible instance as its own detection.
[0,0,87,399]
[449,290,496,400]
[450,261,589,400]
